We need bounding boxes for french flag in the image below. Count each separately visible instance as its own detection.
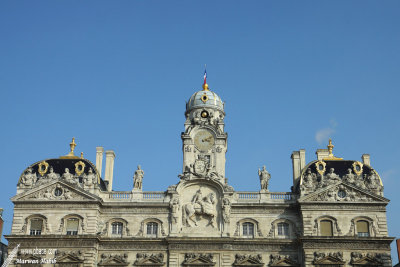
[203,69,207,85]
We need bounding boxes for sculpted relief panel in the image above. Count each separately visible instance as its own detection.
[178,184,221,236]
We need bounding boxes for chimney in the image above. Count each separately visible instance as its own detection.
[104,150,116,191]
[362,154,371,166]
[299,149,306,172]
[316,149,329,160]
[291,151,301,186]
[96,147,104,177]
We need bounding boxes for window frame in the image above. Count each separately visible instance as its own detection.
[111,222,123,236]
[146,222,158,237]
[66,218,79,236]
[29,218,43,236]
[277,222,290,237]
[242,222,255,238]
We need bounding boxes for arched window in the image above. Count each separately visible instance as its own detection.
[30,219,43,236]
[242,222,254,238]
[146,222,158,237]
[356,220,370,237]
[66,218,79,235]
[111,222,123,236]
[320,220,333,236]
[277,222,289,237]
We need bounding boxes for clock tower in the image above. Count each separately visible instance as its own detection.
[180,82,227,183]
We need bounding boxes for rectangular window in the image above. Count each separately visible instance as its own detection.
[242,222,254,237]
[357,221,370,237]
[147,222,158,237]
[112,222,123,235]
[30,219,43,236]
[277,222,289,236]
[66,219,79,235]
[320,220,333,236]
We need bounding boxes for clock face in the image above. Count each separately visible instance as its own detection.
[194,130,215,152]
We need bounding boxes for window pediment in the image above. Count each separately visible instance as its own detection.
[233,254,263,266]
[182,253,215,266]
[314,252,344,265]
[269,255,299,266]
[98,253,129,266]
[134,253,164,266]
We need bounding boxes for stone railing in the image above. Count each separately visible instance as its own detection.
[105,191,166,202]
[237,192,260,200]
[236,192,296,203]
[142,192,165,200]
[270,192,294,200]
[108,192,132,200]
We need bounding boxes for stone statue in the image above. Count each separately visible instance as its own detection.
[84,168,97,186]
[222,198,231,223]
[192,189,203,208]
[47,167,60,180]
[133,165,144,190]
[183,190,217,227]
[170,197,180,224]
[20,167,37,187]
[62,168,75,184]
[258,165,271,191]
[325,168,340,184]
[302,168,317,190]
[366,169,383,195]
[43,189,53,199]
[343,168,355,184]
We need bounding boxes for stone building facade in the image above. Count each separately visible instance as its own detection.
[6,83,394,266]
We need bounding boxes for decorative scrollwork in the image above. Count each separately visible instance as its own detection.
[315,160,326,176]
[74,161,86,176]
[38,161,49,176]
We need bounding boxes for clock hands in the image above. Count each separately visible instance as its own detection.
[202,136,213,143]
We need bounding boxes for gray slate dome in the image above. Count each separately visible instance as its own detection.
[186,86,224,113]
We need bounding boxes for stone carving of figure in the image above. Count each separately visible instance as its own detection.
[64,189,72,200]
[84,168,97,187]
[326,168,340,184]
[170,197,180,224]
[20,167,37,187]
[355,175,367,190]
[343,168,355,184]
[301,168,317,191]
[258,165,271,191]
[366,169,383,195]
[133,165,144,190]
[43,189,53,199]
[222,198,231,223]
[192,189,203,209]
[47,167,60,180]
[62,168,75,184]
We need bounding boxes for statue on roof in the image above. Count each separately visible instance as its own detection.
[258,165,271,191]
[20,167,37,187]
[133,165,144,190]
[62,168,76,184]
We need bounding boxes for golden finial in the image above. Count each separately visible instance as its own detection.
[202,83,209,91]
[80,152,84,159]
[60,137,79,159]
[323,138,343,161]
[70,138,76,155]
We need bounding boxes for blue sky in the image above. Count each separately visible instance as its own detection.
[1,0,399,260]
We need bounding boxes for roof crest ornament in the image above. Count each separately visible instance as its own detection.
[60,137,80,159]
[323,139,343,161]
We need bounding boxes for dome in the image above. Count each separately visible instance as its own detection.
[186,87,224,113]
